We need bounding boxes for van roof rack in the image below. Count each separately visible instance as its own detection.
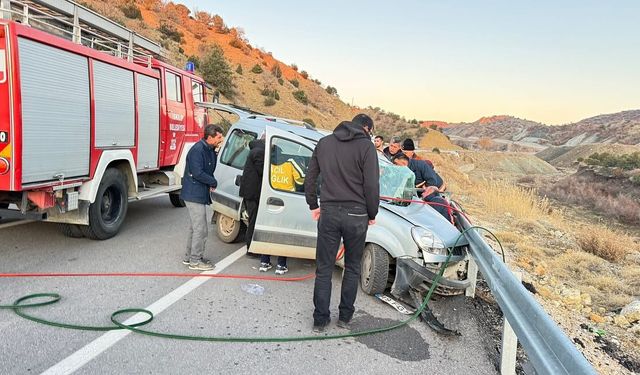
[0,0,163,67]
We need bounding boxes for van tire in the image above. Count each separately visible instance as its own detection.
[169,193,186,207]
[81,168,128,240]
[58,223,84,238]
[361,243,390,295]
[216,213,241,243]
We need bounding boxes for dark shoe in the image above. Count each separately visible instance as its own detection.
[336,319,351,329]
[313,321,329,333]
[275,265,288,275]
[259,262,273,272]
[188,260,215,271]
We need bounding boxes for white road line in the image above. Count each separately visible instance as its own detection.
[0,220,32,230]
[41,246,247,375]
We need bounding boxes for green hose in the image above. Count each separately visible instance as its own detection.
[1,226,504,342]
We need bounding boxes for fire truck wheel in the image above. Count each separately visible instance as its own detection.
[169,193,186,208]
[216,213,241,243]
[360,243,390,295]
[58,223,84,238]
[81,168,128,240]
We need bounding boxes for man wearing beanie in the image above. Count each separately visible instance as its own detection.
[403,138,435,167]
[304,113,380,333]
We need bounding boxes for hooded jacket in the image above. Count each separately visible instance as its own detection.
[239,139,265,201]
[304,121,380,220]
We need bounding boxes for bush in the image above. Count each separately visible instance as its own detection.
[229,39,243,49]
[260,88,279,101]
[303,118,316,127]
[325,86,338,95]
[432,147,441,154]
[576,227,631,262]
[292,90,308,105]
[289,79,299,88]
[300,70,309,79]
[235,64,243,75]
[250,64,263,74]
[158,23,183,43]
[264,97,276,106]
[278,78,284,86]
[271,64,282,78]
[585,152,640,170]
[312,78,321,85]
[274,91,280,100]
[291,64,298,71]
[200,45,235,99]
[120,2,142,19]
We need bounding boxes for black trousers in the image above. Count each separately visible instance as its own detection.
[245,199,259,250]
[313,203,369,325]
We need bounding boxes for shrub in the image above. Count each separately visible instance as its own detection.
[291,64,298,71]
[585,152,640,170]
[260,88,279,101]
[289,79,299,88]
[576,227,632,262]
[432,147,441,154]
[271,64,282,78]
[158,23,183,43]
[300,70,309,79]
[274,91,280,100]
[251,64,263,74]
[278,78,284,86]
[292,90,309,105]
[264,97,276,106]
[120,2,142,19]
[303,118,316,127]
[229,39,243,49]
[235,64,243,75]
[312,78,321,85]
[325,86,338,95]
[200,45,235,99]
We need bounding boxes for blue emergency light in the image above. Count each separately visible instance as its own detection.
[185,61,195,72]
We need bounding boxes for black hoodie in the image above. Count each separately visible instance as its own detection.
[304,121,380,220]
[239,139,265,201]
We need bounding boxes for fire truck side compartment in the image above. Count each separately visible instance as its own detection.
[136,73,160,171]
[18,37,90,184]
[93,60,135,148]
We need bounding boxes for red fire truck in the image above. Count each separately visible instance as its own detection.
[0,0,208,239]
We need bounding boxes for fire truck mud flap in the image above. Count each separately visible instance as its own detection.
[43,200,89,225]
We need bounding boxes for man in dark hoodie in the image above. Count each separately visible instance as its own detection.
[304,113,380,333]
[239,138,265,253]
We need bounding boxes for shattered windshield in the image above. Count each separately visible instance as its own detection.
[378,155,415,200]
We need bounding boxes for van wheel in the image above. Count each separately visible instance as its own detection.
[81,168,128,240]
[58,223,84,238]
[216,213,241,243]
[169,193,186,208]
[361,243,390,295]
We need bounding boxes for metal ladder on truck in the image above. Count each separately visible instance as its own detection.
[0,0,164,67]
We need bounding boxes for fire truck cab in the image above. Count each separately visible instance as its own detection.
[0,0,207,239]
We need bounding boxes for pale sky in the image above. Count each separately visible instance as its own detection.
[194,1,640,125]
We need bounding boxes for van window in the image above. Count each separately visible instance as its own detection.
[166,71,182,102]
[269,137,312,194]
[192,82,204,102]
[220,129,257,169]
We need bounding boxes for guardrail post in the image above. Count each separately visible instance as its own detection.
[500,271,521,375]
[465,256,478,297]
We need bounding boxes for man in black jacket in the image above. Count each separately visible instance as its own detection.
[304,114,379,332]
[239,139,265,252]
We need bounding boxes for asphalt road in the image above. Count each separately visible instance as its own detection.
[0,197,497,374]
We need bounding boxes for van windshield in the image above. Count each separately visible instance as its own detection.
[378,155,415,200]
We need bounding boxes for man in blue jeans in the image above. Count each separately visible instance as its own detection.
[304,114,379,333]
[180,124,224,271]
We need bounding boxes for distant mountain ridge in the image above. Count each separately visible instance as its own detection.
[443,110,640,146]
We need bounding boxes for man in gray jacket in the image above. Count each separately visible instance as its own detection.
[304,114,379,332]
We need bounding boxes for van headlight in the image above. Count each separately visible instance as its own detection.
[411,226,445,253]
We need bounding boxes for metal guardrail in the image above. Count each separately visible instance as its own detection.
[456,212,596,375]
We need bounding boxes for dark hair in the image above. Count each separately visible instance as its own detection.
[204,124,224,139]
[352,113,374,132]
[392,153,410,163]
[390,136,402,145]
[374,135,384,141]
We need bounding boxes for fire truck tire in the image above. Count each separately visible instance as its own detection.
[360,243,390,295]
[169,193,186,208]
[216,213,241,243]
[58,223,84,238]
[81,168,128,240]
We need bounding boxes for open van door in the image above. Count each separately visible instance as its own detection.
[249,125,318,259]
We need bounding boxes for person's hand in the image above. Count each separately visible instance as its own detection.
[311,208,321,221]
[368,219,376,226]
[421,186,437,198]
[210,187,216,192]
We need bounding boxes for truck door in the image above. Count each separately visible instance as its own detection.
[162,69,186,166]
[250,126,318,259]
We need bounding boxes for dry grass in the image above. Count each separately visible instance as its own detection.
[473,180,553,221]
[575,226,633,262]
[493,231,522,244]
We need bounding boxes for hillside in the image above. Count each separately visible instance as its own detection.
[444,111,640,147]
[76,0,449,145]
[537,144,640,168]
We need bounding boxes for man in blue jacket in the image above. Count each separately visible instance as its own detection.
[181,124,224,270]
